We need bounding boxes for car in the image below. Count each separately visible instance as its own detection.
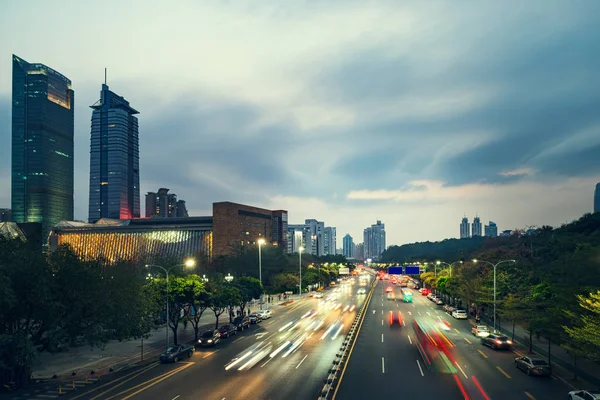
[385,286,393,293]
[435,298,444,305]
[159,344,194,363]
[196,329,221,347]
[357,288,366,294]
[314,293,324,298]
[249,313,262,324]
[232,316,250,331]
[389,311,403,326]
[481,334,512,350]
[387,292,395,300]
[515,356,552,376]
[421,288,430,296]
[471,325,490,337]
[218,324,237,338]
[568,389,600,400]
[445,306,457,315]
[258,309,272,320]
[452,310,468,319]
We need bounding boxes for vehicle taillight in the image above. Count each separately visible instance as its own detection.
[389,311,393,325]
[495,340,502,345]
[398,312,403,324]
[506,340,512,344]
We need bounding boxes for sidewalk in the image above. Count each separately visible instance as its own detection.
[476,314,600,389]
[31,295,302,382]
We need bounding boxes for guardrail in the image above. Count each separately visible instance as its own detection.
[317,278,376,399]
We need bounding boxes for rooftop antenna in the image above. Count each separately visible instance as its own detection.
[104,68,107,85]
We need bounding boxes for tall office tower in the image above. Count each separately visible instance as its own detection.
[11,55,74,242]
[176,200,188,218]
[364,220,386,260]
[484,221,498,237]
[460,217,470,238]
[354,242,364,260]
[323,226,336,255]
[472,216,482,237]
[88,83,140,222]
[305,219,325,256]
[595,183,600,213]
[271,210,288,250]
[287,224,311,254]
[342,234,354,258]
[145,188,176,218]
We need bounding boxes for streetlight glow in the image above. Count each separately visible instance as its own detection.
[258,238,266,245]
[184,258,196,268]
[472,259,516,332]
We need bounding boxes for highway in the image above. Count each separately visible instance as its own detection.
[334,278,571,400]
[61,277,372,400]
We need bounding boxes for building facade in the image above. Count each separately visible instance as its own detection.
[272,210,289,251]
[0,209,11,222]
[364,220,386,260]
[88,83,140,223]
[305,219,325,256]
[595,183,600,214]
[484,221,498,237]
[460,217,470,238]
[11,55,74,243]
[342,234,354,258]
[287,224,311,254]
[145,188,187,218]
[323,226,336,255]
[354,242,364,260]
[472,216,482,237]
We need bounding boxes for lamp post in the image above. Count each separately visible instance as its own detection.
[436,260,463,278]
[258,238,266,310]
[298,247,304,296]
[225,273,234,283]
[145,258,196,347]
[472,259,516,333]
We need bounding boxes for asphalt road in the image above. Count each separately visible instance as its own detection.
[334,279,572,400]
[59,277,373,400]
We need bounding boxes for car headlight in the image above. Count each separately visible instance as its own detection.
[208,340,213,343]
[198,340,202,343]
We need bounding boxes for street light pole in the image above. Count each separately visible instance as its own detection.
[472,259,516,332]
[145,259,195,347]
[258,238,265,310]
[299,246,304,296]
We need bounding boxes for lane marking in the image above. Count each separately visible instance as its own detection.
[381,310,383,314]
[496,366,511,379]
[296,354,308,369]
[408,335,412,345]
[477,349,488,359]
[417,311,422,316]
[84,363,160,400]
[455,362,468,379]
[203,350,219,359]
[381,319,383,326]
[233,336,246,343]
[402,320,406,327]
[454,329,460,334]
[373,310,376,314]
[412,303,415,308]
[408,311,412,315]
[426,312,431,316]
[381,357,385,374]
[172,396,180,400]
[107,362,194,400]
[261,357,272,368]
[416,359,424,376]
[381,334,384,343]
[524,391,536,400]
[464,338,472,344]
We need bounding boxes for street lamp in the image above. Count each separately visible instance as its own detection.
[225,273,234,283]
[472,259,516,333]
[145,258,196,347]
[201,274,209,283]
[436,260,463,278]
[258,238,266,310]
[298,247,304,296]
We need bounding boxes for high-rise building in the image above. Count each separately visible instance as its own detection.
[460,217,470,238]
[305,219,325,256]
[595,183,600,214]
[271,210,288,250]
[88,83,140,223]
[364,220,386,260]
[354,242,364,260]
[324,227,336,255]
[176,200,188,218]
[484,221,498,237]
[0,209,12,222]
[287,224,310,254]
[342,234,354,258]
[11,55,74,242]
[472,216,482,237]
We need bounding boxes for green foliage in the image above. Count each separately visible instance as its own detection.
[564,291,600,361]
[381,236,487,263]
[270,273,299,293]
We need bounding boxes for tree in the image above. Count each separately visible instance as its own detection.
[207,282,231,329]
[564,290,600,362]
[235,277,262,315]
[188,290,211,341]
[270,273,299,293]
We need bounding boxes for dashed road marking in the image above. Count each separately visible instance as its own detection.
[496,366,511,379]
[464,338,472,344]
[477,350,488,358]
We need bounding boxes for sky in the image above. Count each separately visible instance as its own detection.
[1,1,599,246]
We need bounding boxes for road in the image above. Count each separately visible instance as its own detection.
[334,279,571,400]
[59,277,372,400]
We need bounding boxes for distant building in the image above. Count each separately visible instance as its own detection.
[287,224,311,253]
[323,227,336,255]
[0,209,11,222]
[271,210,289,250]
[305,219,325,256]
[354,242,364,260]
[342,234,354,258]
[88,83,140,222]
[364,220,386,260]
[484,221,498,237]
[472,216,482,237]
[499,229,512,237]
[460,217,470,239]
[12,55,74,243]
[145,188,187,218]
[595,183,600,213]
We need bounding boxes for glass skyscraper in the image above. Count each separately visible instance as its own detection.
[11,55,74,243]
[88,84,140,222]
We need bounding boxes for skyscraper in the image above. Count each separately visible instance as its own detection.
[484,221,498,237]
[11,55,74,242]
[595,183,600,214]
[305,219,325,256]
[324,227,336,255]
[472,216,482,237]
[342,234,354,258]
[364,220,386,260]
[271,210,288,250]
[460,217,470,238]
[88,83,140,222]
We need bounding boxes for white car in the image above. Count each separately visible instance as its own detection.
[357,288,366,295]
[314,293,324,298]
[471,325,490,337]
[568,390,600,400]
[452,310,468,319]
[257,310,272,319]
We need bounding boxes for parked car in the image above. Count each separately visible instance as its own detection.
[452,310,468,319]
[232,316,250,331]
[568,389,600,400]
[514,356,552,376]
[196,329,221,347]
[218,324,237,338]
[258,310,272,320]
[159,344,194,363]
[249,313,262,324]
[471,325,490,337]
[481,334,512,350]
[435,298,444,305]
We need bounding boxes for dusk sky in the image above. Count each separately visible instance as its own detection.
[1,1,599,246]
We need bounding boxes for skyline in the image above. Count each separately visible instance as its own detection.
[1,1,600,246]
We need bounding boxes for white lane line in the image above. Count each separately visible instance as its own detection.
[381,319,383,326]
[455,362,468,379]
[408,311,412,315]
[402,320,406,327]
[261,357,273,368]
[296,354,308,369]
[172,396,180,400]
[426,311,431,316]
[382,357,385,374]
[416,359,425,376]
[412,303,416,308]
[233,337,245,343]
[382,310,383,314]
[408,335,412,344]
[417,311,422,316]
[381,334,384,343]
[373,310,376,314]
